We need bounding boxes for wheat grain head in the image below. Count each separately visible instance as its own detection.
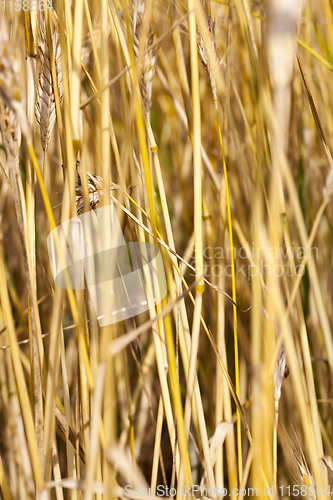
[131,0,156,114]
[0,18,29,140]
[35,13,63,153]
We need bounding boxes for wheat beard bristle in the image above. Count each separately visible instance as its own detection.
[35,17,63,153]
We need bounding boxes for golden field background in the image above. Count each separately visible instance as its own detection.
[0,0,333,498]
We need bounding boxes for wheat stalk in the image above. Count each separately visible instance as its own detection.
[0,94,45,492]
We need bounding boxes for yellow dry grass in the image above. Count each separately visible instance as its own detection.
[0,1,333,499]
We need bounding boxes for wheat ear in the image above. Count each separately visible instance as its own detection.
[35,14,63,153]
[131,0,156,114]
[0,18,30,139]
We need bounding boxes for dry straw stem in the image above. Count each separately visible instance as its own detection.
[24,9,46,482]
[264,0,319,492]
[154,45,238,487]
[133,2,214,489]
[0,55,46,481]
[265,36,333,481]
[189,0,243,486]
[70,0,84,145]
[265,149,327,490]
[0,228,43,491]
[146,52,231,493]
[109,4,193,487]
[146,126,221,497]
[182,4,208,492]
